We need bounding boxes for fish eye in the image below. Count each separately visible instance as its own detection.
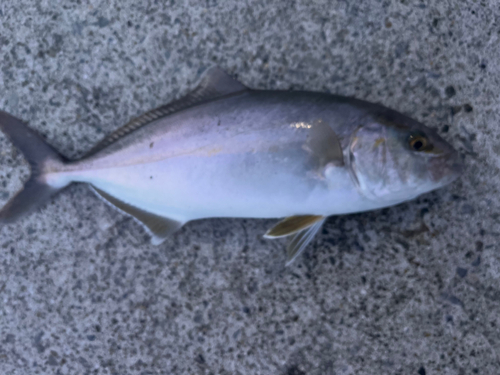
[408,133,431,152]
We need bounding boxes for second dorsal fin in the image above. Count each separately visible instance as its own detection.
[85,66,248,156]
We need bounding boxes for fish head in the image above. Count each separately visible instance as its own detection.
[348,110,463,203]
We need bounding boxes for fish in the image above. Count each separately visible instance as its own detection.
[0,67,463,264]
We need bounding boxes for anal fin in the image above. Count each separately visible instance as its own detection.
[92,186,184,245]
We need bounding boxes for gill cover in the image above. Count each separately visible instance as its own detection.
[349,118,463,203]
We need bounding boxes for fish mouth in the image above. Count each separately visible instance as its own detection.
[429,151,464,185]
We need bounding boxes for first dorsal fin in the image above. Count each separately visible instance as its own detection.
[91,186,185,245]
[85,67,248,156]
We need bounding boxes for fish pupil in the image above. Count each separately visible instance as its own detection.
[413,140,423,150]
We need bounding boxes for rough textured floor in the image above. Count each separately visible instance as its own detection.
[0,1,499,374]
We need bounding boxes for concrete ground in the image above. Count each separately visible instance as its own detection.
[0,0,499,374]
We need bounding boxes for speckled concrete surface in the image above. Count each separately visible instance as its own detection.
[0,1,499,374]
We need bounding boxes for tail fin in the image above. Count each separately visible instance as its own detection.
[0,111,68,223]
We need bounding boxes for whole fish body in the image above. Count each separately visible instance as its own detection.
[0,67,463,263]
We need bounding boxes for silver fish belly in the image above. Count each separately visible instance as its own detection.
[0,67,463,263]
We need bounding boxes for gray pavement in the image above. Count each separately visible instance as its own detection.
[0,0,499,374]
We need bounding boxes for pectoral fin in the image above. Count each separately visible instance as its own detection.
[91,187,184,245]
[264,215,326,265]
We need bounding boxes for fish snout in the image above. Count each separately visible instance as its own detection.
[429,150,464,185]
